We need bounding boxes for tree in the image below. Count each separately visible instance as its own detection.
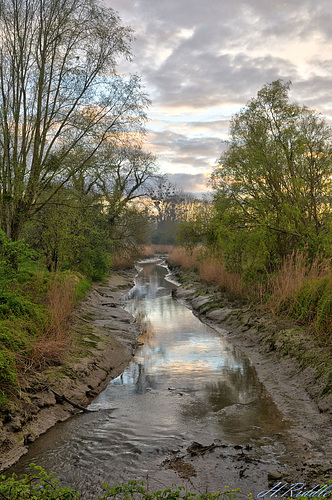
[23,137,158,277]
[91,136,157,227]
[211,80,332,272]
[147,177,192,244]
[0,0,150,239]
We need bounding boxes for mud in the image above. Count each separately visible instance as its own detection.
[0,269,139,472]
[2,263,332,495]
[172,268,332,484]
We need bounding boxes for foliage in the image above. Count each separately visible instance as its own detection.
[278,274,332,341]
[148,178,201,245]
[0,0,151,240]
[0,464,242,500]
[0,231,96,406]
[0,465,80,499]
[0,230,35,281]
[210,80,332,275]
[23,187,113,280]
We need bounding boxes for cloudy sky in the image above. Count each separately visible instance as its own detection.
[107,0,332,194]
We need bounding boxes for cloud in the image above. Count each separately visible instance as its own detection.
[107,0,332,176]
[166,173,210,194]
[147,130,224,172]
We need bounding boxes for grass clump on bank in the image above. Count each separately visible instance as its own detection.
[168,246,332,344]
[0,231,91,409]
[278,275,332,343]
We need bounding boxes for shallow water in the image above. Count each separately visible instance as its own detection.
[10,261,290,496]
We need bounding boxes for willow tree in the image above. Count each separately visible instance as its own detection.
[211,80,332,272]
[0,0,150,239]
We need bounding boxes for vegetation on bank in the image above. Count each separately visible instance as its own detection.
[168,246,332,345]
[175,80,332,345]
[0,465,243,500]
[0,230,92,408]
[0,0,158,409]
[1,464,332,500]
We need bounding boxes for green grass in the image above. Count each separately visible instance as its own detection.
[0,464,242,500]
[0,255,92,410]
[278,275,332,342]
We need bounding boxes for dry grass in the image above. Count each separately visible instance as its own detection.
[112,251,135,269]
[168,246,245,297]
[168,246,202,268]
[143,244,175,257]
[169,246,332,318]
[199,257,245,297]
[31,273,77,367]
[264,250,332,313]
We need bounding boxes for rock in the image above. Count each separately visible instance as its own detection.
[320,464,332,473]
[206,308,232,322]
[191,296,210,309]
[318,395,332,414]
[8,417,23,432]
[268,471,282,481]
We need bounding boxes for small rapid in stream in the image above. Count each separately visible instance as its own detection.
[10,260,297,497]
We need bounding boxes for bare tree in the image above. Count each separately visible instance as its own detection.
[92,137,157,226]
[0,0,150,239]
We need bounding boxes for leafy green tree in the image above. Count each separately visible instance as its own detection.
[211,80,332,273]
[0,0,149,240]
[22,185,112,279]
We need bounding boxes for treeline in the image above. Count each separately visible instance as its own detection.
[177,80,332,341]
[0,0,157,266]
[0,0,159,406]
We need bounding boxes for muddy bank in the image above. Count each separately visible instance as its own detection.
[172,267,332,480]
[0,269,139,472]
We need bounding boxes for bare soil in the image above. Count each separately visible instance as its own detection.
[0,269,139,472]
[171,267,332,486]
[1,263,332,495]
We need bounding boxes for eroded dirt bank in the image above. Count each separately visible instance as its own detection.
[0,269,139,472]
[171,267,332,483]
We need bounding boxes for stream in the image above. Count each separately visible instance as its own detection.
[10,260,303,498]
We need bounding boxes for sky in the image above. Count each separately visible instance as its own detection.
[106,0,332,194]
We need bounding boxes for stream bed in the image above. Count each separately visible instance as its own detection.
[9,260,309,498]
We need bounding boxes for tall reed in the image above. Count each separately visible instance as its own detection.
[265,250,331,313]
[169,246,332,340]
[32,273,77,366]
[168,247,245,297]
[143,244,175,257]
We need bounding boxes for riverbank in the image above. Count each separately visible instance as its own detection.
[0,269,139,472]
[172,266,332,480]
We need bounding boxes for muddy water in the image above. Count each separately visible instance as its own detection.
[10,261,294,497]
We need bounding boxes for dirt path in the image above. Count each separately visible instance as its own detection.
[0,269,139,472]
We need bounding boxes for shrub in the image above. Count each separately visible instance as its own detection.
[0,464,79,499]
[0,291,34,319]
[279,275,332,341]
[0,464,242,500]
[0,349,18,388]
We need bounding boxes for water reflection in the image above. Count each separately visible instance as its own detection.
[94,260,286,442]
[9,260,288,495]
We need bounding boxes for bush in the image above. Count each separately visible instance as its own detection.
[0,464,242,500]
[0,349,18,387]
[0,464,79,499]
[0,291,35,319]
[278,275,332,340]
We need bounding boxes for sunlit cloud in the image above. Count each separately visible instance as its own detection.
[108,0,332,193]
